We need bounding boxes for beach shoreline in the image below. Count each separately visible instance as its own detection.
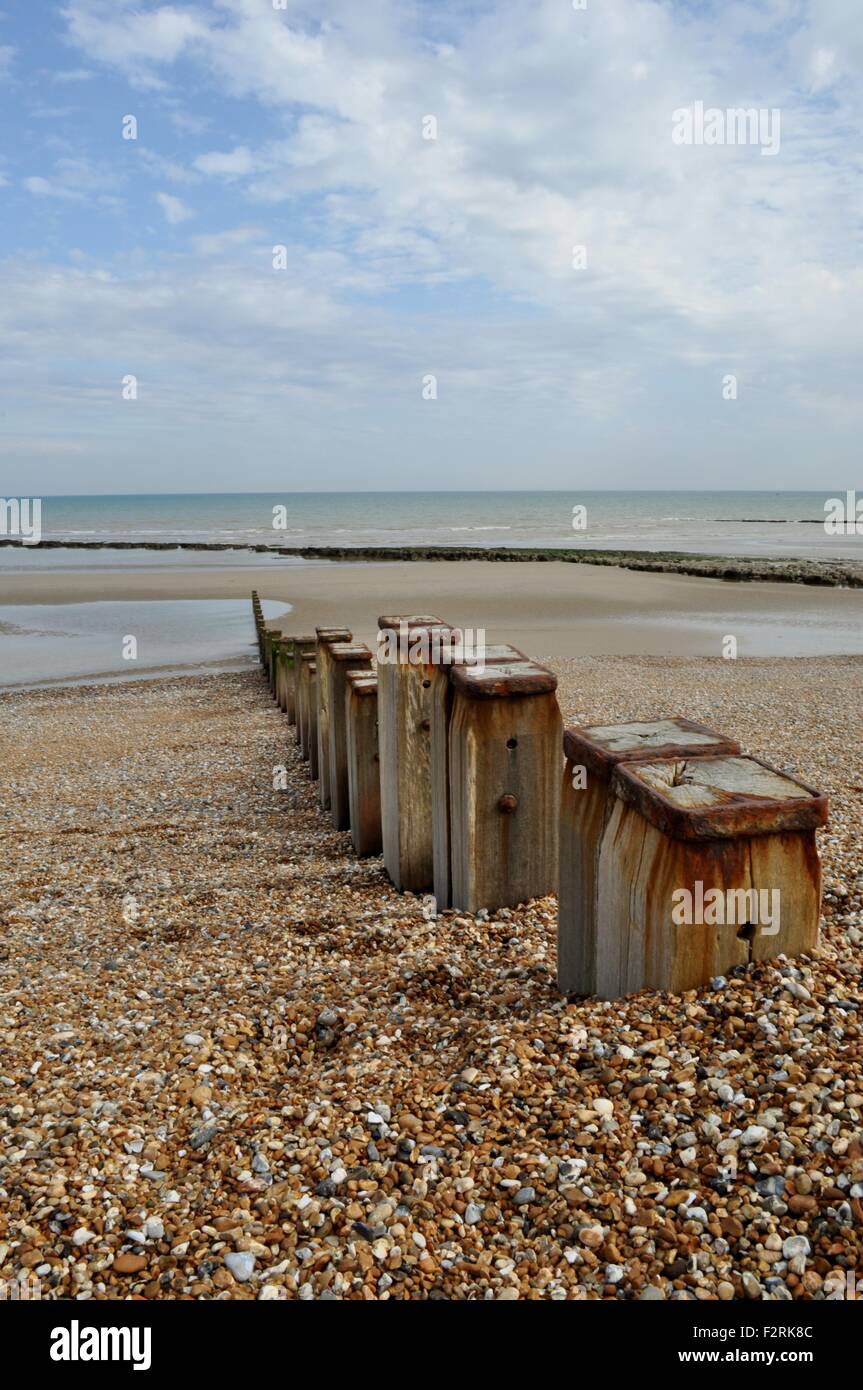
[3,538,862,588]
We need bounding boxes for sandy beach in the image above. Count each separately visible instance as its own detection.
[3,555,863,660]
[1,652,861,1300]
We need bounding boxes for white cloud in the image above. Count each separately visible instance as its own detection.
[50,66,95,83]
[24,175,82,200]
[61,1,206,74]
[138,148,200,186]
[155,191,193,224]
[194,146,256,177]
[0,45,14,79]
[23,158,123,205]
[192,224,265,256]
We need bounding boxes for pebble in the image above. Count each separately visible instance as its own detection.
[740,1125,769,1146]
[224,1253,256,1283]
[782,1236,811,1260]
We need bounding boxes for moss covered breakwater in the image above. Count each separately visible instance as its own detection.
[1,538,861,588]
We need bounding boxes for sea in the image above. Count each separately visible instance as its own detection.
[3,490,861,558]
[1,491,860,688]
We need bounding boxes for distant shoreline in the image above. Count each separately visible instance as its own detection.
[2,538,861,588]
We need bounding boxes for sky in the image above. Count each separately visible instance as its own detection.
[0,0,861,494]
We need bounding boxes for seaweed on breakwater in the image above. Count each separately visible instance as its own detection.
[1,537,861,588]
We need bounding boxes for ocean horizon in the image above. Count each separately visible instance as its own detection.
[3,490,862,560]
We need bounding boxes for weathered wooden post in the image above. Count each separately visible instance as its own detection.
[327,643,374,830]
[558,719,741,996]
[431,645,530,911]
[261,627,274,686]
[315,628,353,811]
[346,672,382,855]
[274,638,289,714]
[285,635,316,730]
[447,661,562,913]
[594,754,827,998]
[376,614,449,892]
[265,628,283,697]
[307,661,319,781]
[273,638,290,712]
[297,652,315,761]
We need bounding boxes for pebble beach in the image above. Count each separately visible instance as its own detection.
[1,654,861,1301]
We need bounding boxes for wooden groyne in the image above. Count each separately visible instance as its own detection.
[253,594,829,998]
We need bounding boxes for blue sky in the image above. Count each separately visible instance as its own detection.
[0,0,861,494]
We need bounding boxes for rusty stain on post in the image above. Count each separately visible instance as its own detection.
[558,718,741,997]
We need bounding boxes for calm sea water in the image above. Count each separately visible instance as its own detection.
[11,490,863,559]
[0,599,288,690]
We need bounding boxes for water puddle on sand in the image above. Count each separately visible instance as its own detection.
[0,598,289,690]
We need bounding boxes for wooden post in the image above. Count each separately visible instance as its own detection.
[273,638,290,712]
[376,615,448,893]
[327,643,374,830]
[346,672,381,856]
[265,628,284,697]
[558,719,741,997]
[297,652,315,762]
[285,635,316,730]
[431,645,530,911]
[275,638,289,715]
[595,754,827,998]
[296,653,309,759]
[288,639,316,743]
[315,628,352,812]
[447,661,562,913]
[307,661,319,781]
[262,628,275,689]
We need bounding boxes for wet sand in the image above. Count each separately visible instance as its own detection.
[2,556,863,658]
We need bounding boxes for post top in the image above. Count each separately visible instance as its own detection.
[564,717,740,778]
[474,644,529,663]
[612,754,828,840]
[377,613,444,630]
[450,661,557,698]
[348,672,378,694]
[328,643,374,663]
[316,627,352,642]
[300,651,317,664]
[286,634,317,645]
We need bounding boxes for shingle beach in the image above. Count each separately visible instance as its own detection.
[1,655,861,1300]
